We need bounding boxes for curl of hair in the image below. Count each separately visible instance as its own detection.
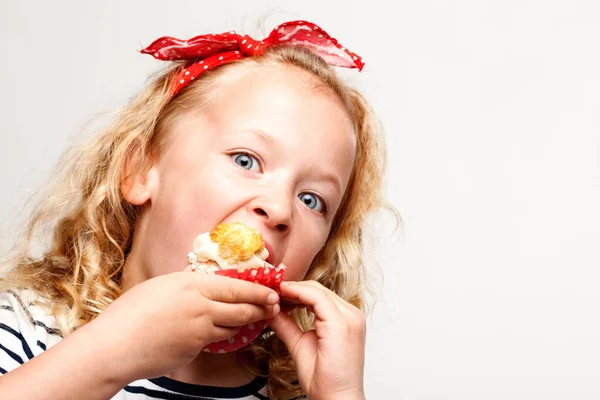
[0,45,399,400]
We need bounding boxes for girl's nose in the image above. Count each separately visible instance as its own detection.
[252,202,291,234]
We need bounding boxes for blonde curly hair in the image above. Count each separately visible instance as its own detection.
[0,44,397,399]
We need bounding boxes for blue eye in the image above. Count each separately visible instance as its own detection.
[298,193,325,213]
[232,153,260,172]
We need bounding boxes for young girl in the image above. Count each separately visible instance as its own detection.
[0,20,393,400]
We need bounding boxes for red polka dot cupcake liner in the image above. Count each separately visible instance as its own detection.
[202,264,286,353]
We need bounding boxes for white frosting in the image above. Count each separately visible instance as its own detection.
[192,232,269,270]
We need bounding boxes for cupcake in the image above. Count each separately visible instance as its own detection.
[187,222,286,352]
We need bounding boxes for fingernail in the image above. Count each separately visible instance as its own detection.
[272,303,280,316]
[267,293,279,304]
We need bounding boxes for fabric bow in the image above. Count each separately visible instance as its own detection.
[141,20,365,96]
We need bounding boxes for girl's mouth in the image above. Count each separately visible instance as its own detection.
[264,240,276,266]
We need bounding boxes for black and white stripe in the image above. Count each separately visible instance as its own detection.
[0,290,275,399]
[0,322,34,360]
[0,290,63,375]
[5,290,62,336]
[114,376,270,399]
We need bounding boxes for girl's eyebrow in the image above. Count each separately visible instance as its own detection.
[249,129,275,144]
[318,171,343,197]
[225,129,276,145]
[307,167,343,197]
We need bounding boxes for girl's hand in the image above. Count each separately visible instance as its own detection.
[268,281,367,400]
[87,271,280,384]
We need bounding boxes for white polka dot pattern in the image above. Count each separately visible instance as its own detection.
[140,20,364,96]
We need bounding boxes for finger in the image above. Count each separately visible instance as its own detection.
[295,280,361,318]
[210,302,280,327]
[281,303,315,316]
[194,273,279,305]
[279,281,343,323]
[267,312,316,359]
[298,282,368,341]
[280,302,306,314]
[210,326,241,343]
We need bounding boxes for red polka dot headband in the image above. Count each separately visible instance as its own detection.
[141,20,365,96]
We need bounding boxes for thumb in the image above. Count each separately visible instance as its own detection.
[267,313,315,359]
[268,313,318,387]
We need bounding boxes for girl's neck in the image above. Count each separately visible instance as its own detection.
[166,351,256,387]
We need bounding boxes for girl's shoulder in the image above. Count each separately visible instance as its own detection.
[1,289,61,335]
[0,289,63,374]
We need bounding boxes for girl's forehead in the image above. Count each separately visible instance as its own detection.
[211,65,350,125]
[223,62,323,87]
[216,63,341,105]
[165,63,356,165]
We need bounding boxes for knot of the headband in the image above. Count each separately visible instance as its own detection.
[237,34,266,56]
[141,20,364,96]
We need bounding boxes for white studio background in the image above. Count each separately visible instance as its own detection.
[1,1,599,399]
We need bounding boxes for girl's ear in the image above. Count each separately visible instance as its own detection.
[120,149,159,206]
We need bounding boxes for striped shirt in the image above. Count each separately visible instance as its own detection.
[0,290,269,399]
